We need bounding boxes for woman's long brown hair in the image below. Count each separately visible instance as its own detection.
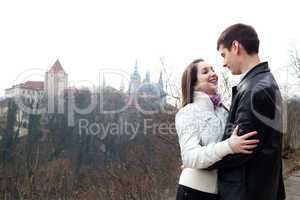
[181,59,204,107]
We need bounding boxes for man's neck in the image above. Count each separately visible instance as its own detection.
[240,54,261,74]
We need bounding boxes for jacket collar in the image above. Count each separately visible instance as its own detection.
[237,62,270,90]
[231,62,270,101]
[193,91,214,111]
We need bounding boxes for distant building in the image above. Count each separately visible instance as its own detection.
[5,81,44,100]
[127,61,166,106]
[5,59,68,102]
[128,60,141,96]
[45,59,68,98]
[44,60,68,113]
[3,59,68,135]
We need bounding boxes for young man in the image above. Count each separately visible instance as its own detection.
[209,24,286,200]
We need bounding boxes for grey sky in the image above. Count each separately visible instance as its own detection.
[1,0,300,97]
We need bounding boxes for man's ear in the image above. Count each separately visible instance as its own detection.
[232,40,240,54]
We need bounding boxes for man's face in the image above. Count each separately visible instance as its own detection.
[218,44,242,75]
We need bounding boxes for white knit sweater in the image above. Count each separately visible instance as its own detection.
[175,91,233,194]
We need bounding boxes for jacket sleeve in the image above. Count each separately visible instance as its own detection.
[176,111,233,169]
[207,85,277,170]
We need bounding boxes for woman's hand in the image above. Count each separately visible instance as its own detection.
[228,125,259,154]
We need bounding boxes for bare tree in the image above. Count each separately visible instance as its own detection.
[281,45,300,153]
[217,69,233,108]
[289,46,300,79]
[159,57,181,108]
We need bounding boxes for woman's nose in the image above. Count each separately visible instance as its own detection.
[210,71,217,77]
[209,72,218,79]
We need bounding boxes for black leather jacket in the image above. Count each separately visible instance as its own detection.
[209,62,286,200]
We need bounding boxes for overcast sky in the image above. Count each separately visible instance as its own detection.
[1,0,300,97]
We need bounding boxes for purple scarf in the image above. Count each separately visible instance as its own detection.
[207,93,222,107]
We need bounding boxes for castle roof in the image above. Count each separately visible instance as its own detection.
[19,81,44,90]
[48,59,66,74]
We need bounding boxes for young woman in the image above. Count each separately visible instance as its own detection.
[175,59,259,200]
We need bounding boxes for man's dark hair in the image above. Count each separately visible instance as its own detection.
[217,23,260,54]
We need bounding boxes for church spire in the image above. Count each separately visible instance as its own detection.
[131,59,141,81]
[128,59,141,95]
[134,59,138,73]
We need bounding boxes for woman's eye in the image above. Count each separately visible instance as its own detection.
[202,70,208,74]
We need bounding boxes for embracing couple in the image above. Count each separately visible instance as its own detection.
[175,23,286,200]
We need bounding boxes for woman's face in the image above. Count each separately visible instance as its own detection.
[194,61,218,94]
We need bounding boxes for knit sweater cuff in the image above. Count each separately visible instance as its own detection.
[214,139,234,158]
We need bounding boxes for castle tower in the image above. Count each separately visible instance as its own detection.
[45,59,68,112]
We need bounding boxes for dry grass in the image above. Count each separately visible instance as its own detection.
[283,148,300,178]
